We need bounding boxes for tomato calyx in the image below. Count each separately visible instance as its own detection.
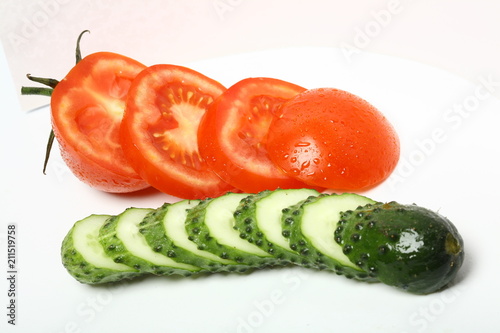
[21,30,90,175]
[23,30,150,193]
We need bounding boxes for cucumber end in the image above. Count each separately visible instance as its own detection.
[337,202,465,294]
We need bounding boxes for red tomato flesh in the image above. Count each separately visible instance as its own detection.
[198,77,316,193]
[267,88,400,191]
[120,64,235,199]
[50,52,150,193]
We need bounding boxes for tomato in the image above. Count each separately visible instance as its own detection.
[50,52,150,193]
[267,88,400,191]
[120,64,235,199]
[198,77,317,193]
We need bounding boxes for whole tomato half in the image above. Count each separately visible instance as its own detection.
[50,52,150,193]
[267,88,400,191]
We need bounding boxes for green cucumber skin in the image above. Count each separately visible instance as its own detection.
[61,190,465,294]
[184,193,279,271]
[281,194,377,281]
[61,215,142,284]
[336,202,465,294]
[233,190,318,268]
[99,208,200,277]
[140,203,236,273]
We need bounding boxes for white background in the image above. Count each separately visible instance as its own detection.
[2,0,500,110]
[1,1,500,333]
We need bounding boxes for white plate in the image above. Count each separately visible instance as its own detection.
[2,46,499,332]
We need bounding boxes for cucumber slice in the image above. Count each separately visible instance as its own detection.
[141,201,235,272]
[233,189,319,267]
[281,193,377,280]
[185,192,276,270]
[61,190,465,294]
[99,207,200,276]
[61,214,142,284]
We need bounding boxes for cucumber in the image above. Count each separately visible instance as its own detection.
[185,192,276,270]
[61,214,142,284]
[99,207,200,276]
[140,201,236,272]
[61,189,465,294]
[233,188,320,267]
[281,193,377,281]
[335,201,465,294]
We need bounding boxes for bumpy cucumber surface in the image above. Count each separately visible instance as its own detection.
[281,193,376,280]
[335,201,464,294]
[61,214,142,284]
[140,201,236,272]
[99,207,200,276]
[61,190,465,294]
[233,188,320,267]
[185,192,276,270]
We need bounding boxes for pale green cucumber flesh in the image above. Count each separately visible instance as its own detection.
[62,190,465,294]
[100,207,200,276]
[185,193,276,270]
[282,193,377,280]
[140,201,235,272]
[61,214,142,284]
[233,188,319,267]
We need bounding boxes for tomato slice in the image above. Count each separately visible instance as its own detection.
[198,77,316,193]
[50,52,150,193]
[120,64,235,199]
[267,88,400,191]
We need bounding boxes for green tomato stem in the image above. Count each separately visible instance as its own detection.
[20,86,53,96]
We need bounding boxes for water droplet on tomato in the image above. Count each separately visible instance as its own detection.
[290,157,297,163]
[295,142,311,147]
[290,168,300,175]
[301,160,310,170]
[313,158,320,165]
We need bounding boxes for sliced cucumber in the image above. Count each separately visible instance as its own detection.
[141,201,236,272]
[233,188,319,267]
[61,214,142,284]
[281,193,377,280]
[99,207,200,276]
[185,192,276,270]
[61,189,465,294]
